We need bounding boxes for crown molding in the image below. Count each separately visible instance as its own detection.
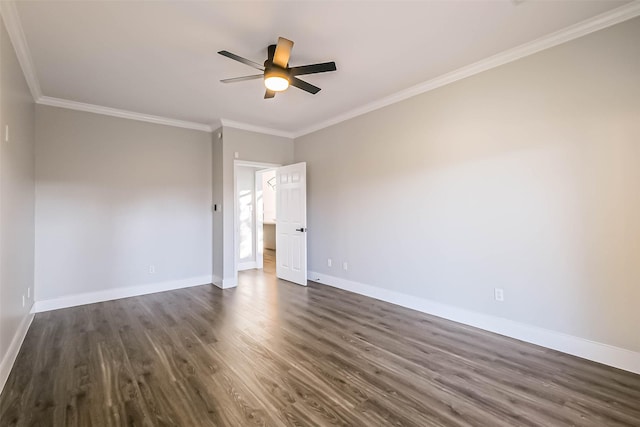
[37,96,212,132]
[1,2,213,133]
[293,1,640,138]
[210,119,223,131]
[220,119,295,139]
[0,0,42,100]
[3,0,638,139]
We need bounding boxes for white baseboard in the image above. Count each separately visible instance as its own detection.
[308,271,640,375]
[0,310,34,395]
[222,277,238,289]
[212,275,222,287]
[212,275,237,289]
[238,261,257,271]
[33,275,213,313]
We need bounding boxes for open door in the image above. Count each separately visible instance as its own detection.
[276,162,307,286]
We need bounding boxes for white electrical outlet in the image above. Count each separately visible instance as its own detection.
[149,265,156,274]
[327,258,332,267]
[234,151,239,159]
[494,288,505,302]
[343,262,348,271]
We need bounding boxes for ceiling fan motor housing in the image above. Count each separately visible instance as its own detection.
[264,66,289,80]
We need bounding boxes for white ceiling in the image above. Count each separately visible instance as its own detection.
[14,0,632,134]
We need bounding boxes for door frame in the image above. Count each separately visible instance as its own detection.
[233,160,281,281]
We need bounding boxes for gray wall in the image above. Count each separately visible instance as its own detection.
[220,127,293,283]
[294,18,640,352]
[35,105,213,301]
[0,17,35,383]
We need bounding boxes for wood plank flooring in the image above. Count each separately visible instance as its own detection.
[1,255,639,426]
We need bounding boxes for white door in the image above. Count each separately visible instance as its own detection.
[276,162,307,286]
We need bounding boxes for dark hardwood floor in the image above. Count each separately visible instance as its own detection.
[1,252,639,426]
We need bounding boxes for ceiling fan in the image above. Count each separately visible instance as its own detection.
[218,37,337,99]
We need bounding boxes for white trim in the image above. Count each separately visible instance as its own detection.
[255,169,268,271]
[308,271,640,375]
[238,261,257,271]
[216,277,237,289]
[221,118,295,139]
[210,119,223,131]
[234,160,281,168]
[234,164,238,285]
[0,0,42,100]
[33,275,213,313]
[0,0,215,134]
[3,0,638,140]
[293,1,640,137]
[212,276,237,289]
[0,311,34,395]
[212,275,222,287]
[37,96,212,132]
[0,0,215,135]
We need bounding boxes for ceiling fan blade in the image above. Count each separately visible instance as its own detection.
[289,62,337,76]
[218,50,265,71]
[290,77,321,94]
[267,44,276,62]
[264,90,276,99]
[220,74,263,83]
[272,37,294,68]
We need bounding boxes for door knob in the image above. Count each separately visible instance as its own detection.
[295,228,307,232]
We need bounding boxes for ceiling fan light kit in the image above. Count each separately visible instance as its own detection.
[218,36,337,99]
[264,67,290,92]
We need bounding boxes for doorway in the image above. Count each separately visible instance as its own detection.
[234,161,280,280]
[233,160,308,286]
[259,168,277,276]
